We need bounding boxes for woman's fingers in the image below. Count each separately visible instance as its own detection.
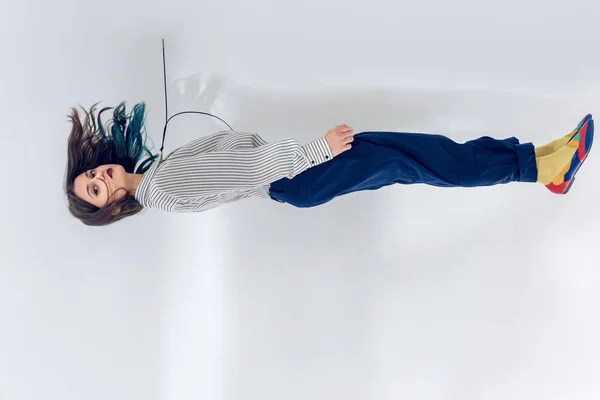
[324,124,355,157]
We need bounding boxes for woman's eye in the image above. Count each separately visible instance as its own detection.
[93,186,99,196]
[91,170,96,178]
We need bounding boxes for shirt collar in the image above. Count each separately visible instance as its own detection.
[134,160,160,206]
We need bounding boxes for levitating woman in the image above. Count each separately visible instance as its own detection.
[64,102,594,226]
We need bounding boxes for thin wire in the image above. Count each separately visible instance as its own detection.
[162,39,168,130]
[159,39,233,159]
[165,111,233,130]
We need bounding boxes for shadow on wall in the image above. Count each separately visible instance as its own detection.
[163,72,574,147]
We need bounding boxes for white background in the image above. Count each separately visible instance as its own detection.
[1,0,599,399]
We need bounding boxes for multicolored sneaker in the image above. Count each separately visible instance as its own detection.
[546,115,594,194]
[565,114,593,140]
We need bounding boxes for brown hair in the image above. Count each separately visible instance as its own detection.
[64,102,157,226]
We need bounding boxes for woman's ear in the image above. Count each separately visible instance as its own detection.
[111,206,121,216]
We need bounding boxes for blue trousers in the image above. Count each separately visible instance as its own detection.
[268,131,539,207]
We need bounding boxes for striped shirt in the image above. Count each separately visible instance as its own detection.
[134,130,333,212]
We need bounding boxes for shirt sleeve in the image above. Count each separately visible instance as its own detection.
[153,135,333,197]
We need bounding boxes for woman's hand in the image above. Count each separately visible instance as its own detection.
[325,124,355,157]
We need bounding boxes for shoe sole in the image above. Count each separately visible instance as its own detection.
[552,117,594,194]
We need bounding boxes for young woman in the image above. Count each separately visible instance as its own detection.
[64,102,594,227]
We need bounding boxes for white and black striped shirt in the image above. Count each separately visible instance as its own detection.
[134,130,333,212]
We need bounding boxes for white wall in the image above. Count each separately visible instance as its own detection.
[1,0,599,400]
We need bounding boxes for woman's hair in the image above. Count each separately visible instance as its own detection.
[64,101,158,226]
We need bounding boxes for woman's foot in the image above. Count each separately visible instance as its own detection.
[537,115,594,194]
[534,114,593,157]
[536,143,578,185]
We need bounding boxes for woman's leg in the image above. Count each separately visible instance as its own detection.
[268,115,594,207]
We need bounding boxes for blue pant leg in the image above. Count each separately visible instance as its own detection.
[269,131,538,207]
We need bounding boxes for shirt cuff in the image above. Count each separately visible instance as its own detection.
[301,138,333,167]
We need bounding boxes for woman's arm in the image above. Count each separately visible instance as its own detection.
[153,125,354,197]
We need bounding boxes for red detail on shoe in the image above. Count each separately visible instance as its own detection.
[546,180,571,194]
[578,123,588,162]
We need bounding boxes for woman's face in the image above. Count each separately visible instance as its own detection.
[73,164,129,208]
